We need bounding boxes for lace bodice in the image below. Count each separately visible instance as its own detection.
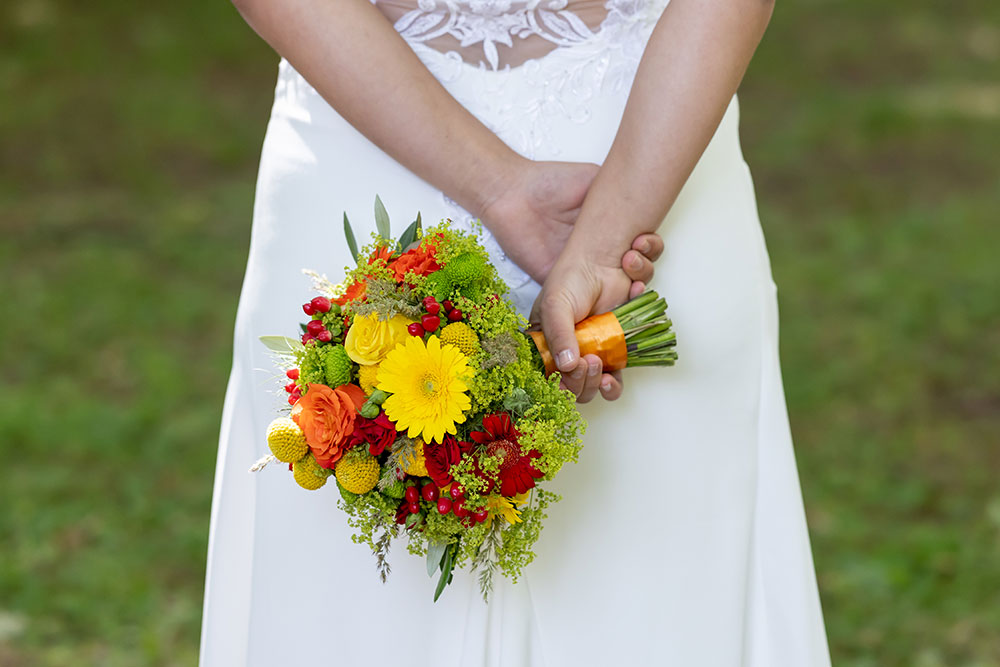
[373,0,662,70]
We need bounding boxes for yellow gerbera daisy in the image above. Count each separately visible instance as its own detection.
[487,495,523,525]
[376,335,471,443]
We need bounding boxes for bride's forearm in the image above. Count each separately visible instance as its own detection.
[568,0,775,260]
[231,0,523,217]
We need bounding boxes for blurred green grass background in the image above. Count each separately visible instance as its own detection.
[1,0,998,664]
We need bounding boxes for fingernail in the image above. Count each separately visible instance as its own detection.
[587,363,600,377]
[630,255,642,270]
[556,350,575,370]
[571,367,585,381]
[641,240,650,253]
[600,381,612,392]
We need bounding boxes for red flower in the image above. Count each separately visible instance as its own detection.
[424,435,473,488]
[470,413,543,496]
[389,242,440,282]
[345,411,398,456]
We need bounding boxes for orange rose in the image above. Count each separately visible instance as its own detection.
[291,383,367,467]
[390,243,440,282]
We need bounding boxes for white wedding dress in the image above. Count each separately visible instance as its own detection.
[200,1,831,664]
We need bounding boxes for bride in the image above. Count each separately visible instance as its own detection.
[200,0,831,664]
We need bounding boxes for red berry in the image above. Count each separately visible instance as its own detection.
[436,498,453,514]
[306,319,325,335]
[287,394,299,405]
[447,309,463,321]
[422,296,438,310]
[420,314,440,332]
[302,302,315,316]
[442,300,454,312]
[472,509,489,523]
[421,483,439,503]
[301,333,315,344]
[286,368,300,380]
[408,501,421,515]
[310,296,332,313]
[407,322,424,337]
[453,499,469,519]
[461,516,475,528]
[284,381,296,393]
[425,302,441,316]
[316,329,333,343]
[449,484,465,500]
[405,486,419,503]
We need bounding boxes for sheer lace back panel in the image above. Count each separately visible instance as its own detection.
[373,0,625,70]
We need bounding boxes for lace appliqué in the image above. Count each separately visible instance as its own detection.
[393,0,602,71]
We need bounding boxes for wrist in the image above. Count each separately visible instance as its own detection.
[461,150,529,223]
[565,214,635,270]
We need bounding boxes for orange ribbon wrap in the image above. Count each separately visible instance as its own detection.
[527,311,628,376]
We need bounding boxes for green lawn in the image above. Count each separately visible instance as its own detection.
[1,0,998,664]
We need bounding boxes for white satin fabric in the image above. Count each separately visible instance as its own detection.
[200,12,831,665]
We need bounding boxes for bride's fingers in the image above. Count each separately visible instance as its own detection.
[632,233,664,262]
[557,359,588,397]
[599,370,624,401]
[621,249,654,285]
[576,355,604,403]
[528,293,541,327]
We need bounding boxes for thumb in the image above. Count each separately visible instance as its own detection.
[539,288,584,373]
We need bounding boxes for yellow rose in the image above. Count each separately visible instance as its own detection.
[344,312,411,365]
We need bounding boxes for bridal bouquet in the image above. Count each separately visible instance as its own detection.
[255,197,677,601]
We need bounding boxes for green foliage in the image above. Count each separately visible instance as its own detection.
[343,212,360,263]
[380,479,406,500]
[493,489,555,584]
[480,332,521,370]
[373,195,391,242]
[350,278,423,321]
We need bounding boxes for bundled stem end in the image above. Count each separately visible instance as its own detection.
[526,290,678,375]
[613,291,677,368]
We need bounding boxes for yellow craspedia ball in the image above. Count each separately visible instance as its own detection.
[403,439,429,477]
[293,455,330,490]
[358,363,380,395]
[334,453,380,494]
[439,322,479,357]
[266,417,308,463]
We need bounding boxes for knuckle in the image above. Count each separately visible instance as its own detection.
[541,292,568,313]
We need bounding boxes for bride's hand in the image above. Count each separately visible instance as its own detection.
[479,160,661,289]
[531,237,634,403]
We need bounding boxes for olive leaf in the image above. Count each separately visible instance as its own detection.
[398,211,422,252]
[426,539,447,578]
[433,543,456,602]
[343,212,360,264]
[259,335,304,356]
[374,195,391,242]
